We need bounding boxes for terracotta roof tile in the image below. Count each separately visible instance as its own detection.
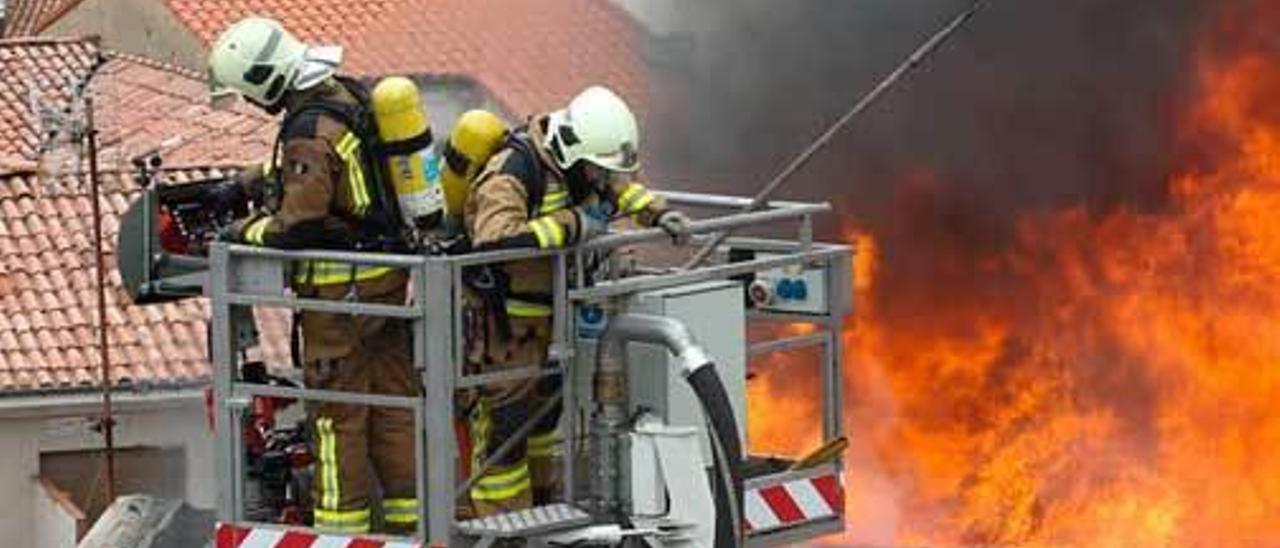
[0,167,292,394]
[1,0,85,37]
[160,0,648,119]
[344,0,650,117]
[162,0,402,46]
[0,37,275,177]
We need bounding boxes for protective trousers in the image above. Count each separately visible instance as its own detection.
[464,309,564,517]
[302,270,419,534]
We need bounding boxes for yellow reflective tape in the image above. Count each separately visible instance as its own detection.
[315,418,333,510]
[629,192,655,214]
[384,498,419,510]
[471,461,532,501]
[528,431,560,457]
[544,218,565,247]
[385,513,418,525]
[383,497,419,524]
[314,507,371,525]
[525,217,562,248]
[336,133,370,216]
[315,418,326,509]
[506,299,552,318]
[259,161,273,177]
[543,190,569,205]
[617,183,644,211]
[527,217,564,249]
[476,460,530,486]
[324,418,338,511]
[539,190,569,215]
[618,183,653,214]
[293,263,395,285]
[244,217,271,245]
[315,520,371,534]
[527,218,554,248]
[472,478,532,501]
[529,431,558,445]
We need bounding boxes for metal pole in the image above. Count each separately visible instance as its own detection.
[85,94,117,505]
[422,258,456,546]
[683,0,988,269]
[412,263,429,541]
[209,244,238,521]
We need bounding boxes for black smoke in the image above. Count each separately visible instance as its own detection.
[648,0,1216,246]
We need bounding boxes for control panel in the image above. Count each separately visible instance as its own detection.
[748,260,830,315]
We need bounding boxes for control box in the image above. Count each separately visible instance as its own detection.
[749,260,830,315]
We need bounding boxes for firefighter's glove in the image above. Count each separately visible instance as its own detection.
[656,210,692,246]
[573,205,609,244]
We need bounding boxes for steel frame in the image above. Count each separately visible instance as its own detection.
[209,191,854,546]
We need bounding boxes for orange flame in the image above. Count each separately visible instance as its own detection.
[752,2,1280,545]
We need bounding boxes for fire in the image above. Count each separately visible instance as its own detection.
[752,1,1280,545]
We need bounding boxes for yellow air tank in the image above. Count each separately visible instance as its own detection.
[440,109,507,221]
[371,76,443,229]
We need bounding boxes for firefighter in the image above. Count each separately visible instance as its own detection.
[207,17,419,534]
[462,85,692,514]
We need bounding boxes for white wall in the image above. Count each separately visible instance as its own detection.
[0,391,214,546]
[44,0,208,70]
[0,420,40,548]
[39,397,216,509]
[34,481,79,548]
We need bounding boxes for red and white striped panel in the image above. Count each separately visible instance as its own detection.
[215,522,420,548]
[744,473,843,532]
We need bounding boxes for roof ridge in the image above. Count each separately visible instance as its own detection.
[0,164,242,178]
[0,35,97,47]
[31,0,91,34]
[103,49,204,81]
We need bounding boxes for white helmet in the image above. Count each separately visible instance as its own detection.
[207,17,342,108]
[544,86,640,173]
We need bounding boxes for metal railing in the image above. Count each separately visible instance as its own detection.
[208,191,853,546]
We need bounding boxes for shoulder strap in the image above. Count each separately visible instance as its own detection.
[501,130,548,217]
[275,79,408,248]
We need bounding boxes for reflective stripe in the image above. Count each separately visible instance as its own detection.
[539,190,569,215]
[336,132,371,217]
[316,418,340,511]
[383,498,419,525]
[528,218,553,248]
[243,217,271,245]
[314,508,370,526]
[384,498,419,509]
[527,216,565,249]
[506,299,552,318]
[471,460,532,502]
[469,398,534,502]
[616,182,654,215]
[314,507,371,534]
[293,262,395,286]
[259,161,273,177]
[527,430,560,458]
